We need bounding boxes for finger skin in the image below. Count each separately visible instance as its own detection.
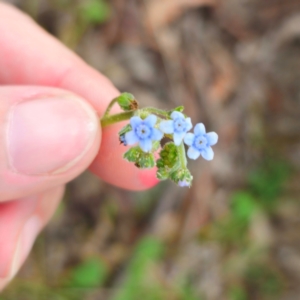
[0,3,157,292]
[0,86,100,201]
[0,3,158,190]
[0,186,64,291]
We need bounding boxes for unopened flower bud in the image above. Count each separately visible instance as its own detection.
[117,93,138,111]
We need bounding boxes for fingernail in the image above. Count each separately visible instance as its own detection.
[7,95,98,175]
[9,216,42,280]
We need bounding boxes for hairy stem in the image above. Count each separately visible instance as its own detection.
[101,105,172,128]
[101,111,135,127]
[143,107,170,119]
[103,96,120,117]
[178,142,187,169]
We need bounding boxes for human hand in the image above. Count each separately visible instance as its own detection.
[0,3,158,290]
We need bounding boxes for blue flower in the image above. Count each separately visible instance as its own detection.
[125,115,163,152]
[184,123,218,160]
[159,111,193,146]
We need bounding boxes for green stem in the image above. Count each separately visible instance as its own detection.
[143,107,170,119]
[103,96,120,117]
[101,106,171,128]
[178,142,187,169]
[101,111,135,127]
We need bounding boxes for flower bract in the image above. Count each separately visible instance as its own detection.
[125,115,163,152]
[159,111,193,146]
[184,123,218,160]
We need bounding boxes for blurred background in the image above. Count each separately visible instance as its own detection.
[2,0,300,299]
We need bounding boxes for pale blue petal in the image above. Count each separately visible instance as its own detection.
[130,116,142,130]
[171,111,185,120]
[139,139,152,152]
[151,128,163,141]
[194,123,206,135]
[201,146,214,160]
[187,146,201,160]
[205,132,218,146]
[185,117,193,131]
[144,114,157,127]
[184,133,195,146]
[125,131,139,145]
[178,180,190,187]
[173,132,185,146]
[160,120,174,134]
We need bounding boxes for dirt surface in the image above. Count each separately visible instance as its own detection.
[2,0,300,299]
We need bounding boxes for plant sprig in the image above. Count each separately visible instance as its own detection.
[101,93,218,187]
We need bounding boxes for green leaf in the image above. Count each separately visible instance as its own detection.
[123,147,141,162]
[248,160,290,209]
[113,237,164,300]
[156,142,180,180]
[169,106,184,113]
[231,191,257,222]
[228,285,248,300]
[80,0,111,24]
[170,168,193,187]
[156,142,192,186]
[245,264,283,297]
[156,168,169,181]
[136,153,155,169]
[68,257,108,288]
[124,147,155,169]
[119,124,132,137]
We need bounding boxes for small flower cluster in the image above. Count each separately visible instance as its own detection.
[123,112,218,162]
[101,93,218,187]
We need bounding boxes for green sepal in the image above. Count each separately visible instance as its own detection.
[136,152,155,169]
[171,106,184,113]
[119,124,132,136]
[156,142,180,180]
[156,170,167,180]
[123,147,155,169]
[170,168,193,187]
[138,110,149,120]
[117,93,138,111]
[123,146,139,162]
[156,142,193,186]
[152,141,160,152]
[119,124,132,145]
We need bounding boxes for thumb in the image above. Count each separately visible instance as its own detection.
[0,86,100,201]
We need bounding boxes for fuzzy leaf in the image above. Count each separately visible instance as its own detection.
[136,153,155,169]
[119,124,132,136]
[123,147,155,169]
[156,168,169,181]
[156,142,180,180]
[123,147,140,162]
[170,168,193,187]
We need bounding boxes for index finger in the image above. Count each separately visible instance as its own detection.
[0,3,158,190]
